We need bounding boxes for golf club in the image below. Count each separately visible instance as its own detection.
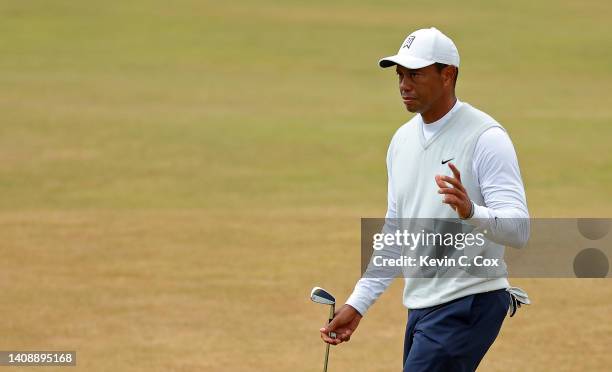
[310,287,336,372]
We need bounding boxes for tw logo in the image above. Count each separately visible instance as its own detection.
[402,36,415,49]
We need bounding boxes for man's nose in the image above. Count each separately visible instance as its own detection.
[400,77,414,92]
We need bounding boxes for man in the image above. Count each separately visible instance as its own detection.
[319,27,530,371]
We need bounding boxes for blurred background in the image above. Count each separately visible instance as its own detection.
[1,0,611,370]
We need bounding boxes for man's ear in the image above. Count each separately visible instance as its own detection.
[442,66,455,87]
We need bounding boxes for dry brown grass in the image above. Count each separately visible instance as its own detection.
[1,209,610,371]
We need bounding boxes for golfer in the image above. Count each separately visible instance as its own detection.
[320,27,530,371]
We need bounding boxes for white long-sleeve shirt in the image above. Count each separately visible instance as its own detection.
[345,99,529,316]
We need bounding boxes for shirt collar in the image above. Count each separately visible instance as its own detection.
[421,98,463,128]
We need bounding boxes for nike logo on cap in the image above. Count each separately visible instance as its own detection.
[441,158,454,164]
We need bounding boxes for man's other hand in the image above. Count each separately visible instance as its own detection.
[319,304,363,345]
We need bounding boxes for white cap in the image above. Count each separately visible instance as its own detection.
[379,27,460,69]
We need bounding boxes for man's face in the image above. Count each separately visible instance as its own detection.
[396,64,446,113]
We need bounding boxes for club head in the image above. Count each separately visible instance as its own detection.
[310,287,335,306]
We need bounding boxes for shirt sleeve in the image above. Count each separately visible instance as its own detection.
[345,136,398,316]
[467,126,530,248]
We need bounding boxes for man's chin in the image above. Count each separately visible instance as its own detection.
[404,105,420,113]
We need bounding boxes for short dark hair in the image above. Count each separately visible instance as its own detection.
[434,63,458,88]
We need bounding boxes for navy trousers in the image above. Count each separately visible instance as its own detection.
[403,289,510,372]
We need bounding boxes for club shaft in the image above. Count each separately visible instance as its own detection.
[322,304,335,372]
[323,343,330,372]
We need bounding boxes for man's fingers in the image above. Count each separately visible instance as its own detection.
[320,326,342,345]
[438,187,464,198]
[436,168,472,218]
[440,175,461,189]
[448,162,462,182]
[435,176,454,194]
[321,333,342,345]
[435,174,464,193]
[320,326,353,345]
[320,330,337,343]
[338,329,353,342]
[322,337,339,345]
[440,175,465,192]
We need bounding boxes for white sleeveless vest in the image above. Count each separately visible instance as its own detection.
[389,102,510,309]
